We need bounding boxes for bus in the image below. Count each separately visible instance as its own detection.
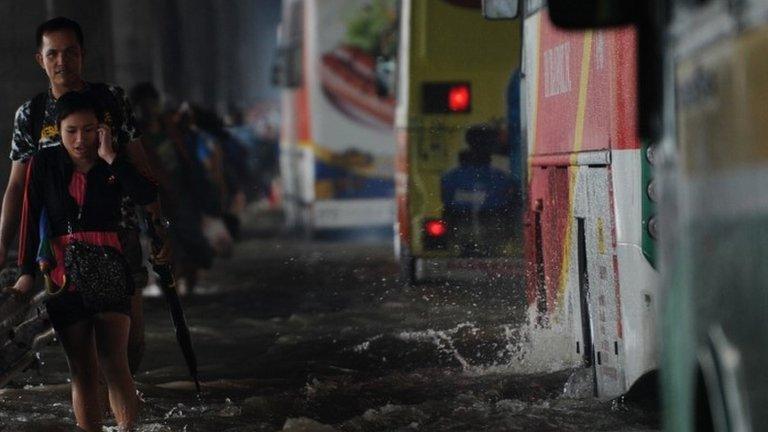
[395,0,522,283]
[275,0,398,236]
[484,0,660,398]
[546,0,768,429]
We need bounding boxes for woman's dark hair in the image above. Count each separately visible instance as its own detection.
[55,91,103,128]
[36,17,84,50]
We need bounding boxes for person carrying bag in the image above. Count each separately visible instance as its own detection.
[9,91,157,432]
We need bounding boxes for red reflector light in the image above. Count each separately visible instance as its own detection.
[425,219,447,237]
[448,85,471,112]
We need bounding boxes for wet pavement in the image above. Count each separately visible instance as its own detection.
[0,214,660,431]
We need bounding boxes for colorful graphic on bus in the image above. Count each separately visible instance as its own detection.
[277,0,397,233]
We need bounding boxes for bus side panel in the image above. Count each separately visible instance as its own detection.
[534,10,615,156]
[581,31,612,154]
[527,11,581,317]
[609,29,658,391]
[534,12,583,155]
[584,166,625,397]
[611,29,639,151]
[611,150,659,391]
[604,27,658,395]
[526,166,570,314]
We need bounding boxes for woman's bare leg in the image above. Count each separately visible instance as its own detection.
[94,312,138,429]
[58,320,102,431]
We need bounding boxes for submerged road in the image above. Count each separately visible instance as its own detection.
[0,216,659,431]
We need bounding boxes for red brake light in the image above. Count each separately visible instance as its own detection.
[422,82,471,114]
[448,85,471,112]
[425,219,447,237]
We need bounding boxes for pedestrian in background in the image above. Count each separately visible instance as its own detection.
[130,84,217,296]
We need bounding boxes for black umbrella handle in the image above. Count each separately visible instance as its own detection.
[144,214,171,256]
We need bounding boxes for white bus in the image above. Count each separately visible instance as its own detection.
[275,0,398,236]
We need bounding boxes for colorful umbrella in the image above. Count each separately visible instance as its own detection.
[36,208,63,296]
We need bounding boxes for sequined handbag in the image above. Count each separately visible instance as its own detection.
[63,240,133,309]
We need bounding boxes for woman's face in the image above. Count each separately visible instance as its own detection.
[60,110,98,163]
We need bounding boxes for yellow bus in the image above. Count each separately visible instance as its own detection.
[395,0,521,283]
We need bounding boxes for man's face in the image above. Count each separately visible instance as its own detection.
[36,29,84,89]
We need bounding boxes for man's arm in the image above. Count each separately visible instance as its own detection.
[125,138,172,263]
[0,162,29,267]
[2,100,36,268]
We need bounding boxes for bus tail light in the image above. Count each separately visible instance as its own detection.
[422,82,472,114]
[448,85,471,112]
[423,219,448,249]
[425,219,447,237]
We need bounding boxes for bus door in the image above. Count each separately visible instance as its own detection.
[582,165,624,397]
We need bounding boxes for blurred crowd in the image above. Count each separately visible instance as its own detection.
[129,83,278,295]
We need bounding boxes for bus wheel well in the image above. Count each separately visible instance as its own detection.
[624,369,659,412]
[695,365,716,432]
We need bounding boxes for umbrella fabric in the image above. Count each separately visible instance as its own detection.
[36,208,65,296]
[36,208,54,270]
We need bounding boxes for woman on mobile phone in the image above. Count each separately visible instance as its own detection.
[10,90,157,431]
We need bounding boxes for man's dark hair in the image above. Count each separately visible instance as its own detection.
[36,17,84,50]
[55,91,103,128]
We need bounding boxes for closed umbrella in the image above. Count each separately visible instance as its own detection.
[145,215,201,393]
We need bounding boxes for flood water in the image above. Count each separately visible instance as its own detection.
[0,214,659,431]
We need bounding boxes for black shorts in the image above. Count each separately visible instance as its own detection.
[45,289,131,332]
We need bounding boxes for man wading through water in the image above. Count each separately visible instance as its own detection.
[0,15,171,410]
